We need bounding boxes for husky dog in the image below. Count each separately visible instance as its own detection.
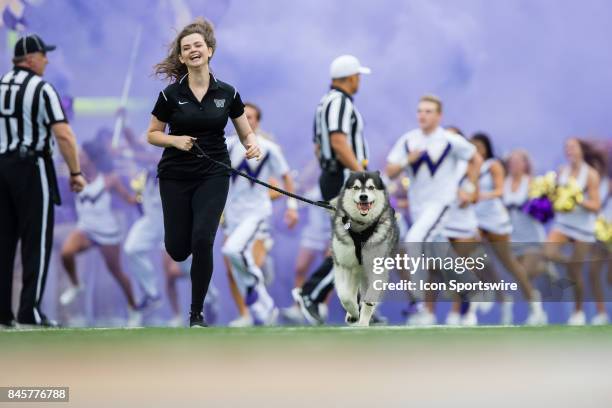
[329,171,399,326]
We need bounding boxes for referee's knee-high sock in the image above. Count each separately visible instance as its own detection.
[302,256,334,303]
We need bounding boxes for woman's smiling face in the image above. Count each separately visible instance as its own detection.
[179,33,212,69]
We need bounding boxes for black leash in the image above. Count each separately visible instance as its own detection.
[191,143,335,211]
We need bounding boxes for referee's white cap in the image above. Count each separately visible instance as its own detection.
[330,55,371,79]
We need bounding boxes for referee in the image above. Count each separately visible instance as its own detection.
[0,34,86,328]
[294,55,370,324]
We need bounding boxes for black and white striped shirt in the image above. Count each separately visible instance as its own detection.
[313,86,367,171]
[0,66,67,155]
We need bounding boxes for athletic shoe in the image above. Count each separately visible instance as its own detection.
[591,312,609,326]
[59,285,84,306]
[475,301,494,314]
[229,314,254,327]
[17,315,60,328]
[292,288,323,325]
[567,310,586,326]
[189,312,208,328]
[445,311,461,325]
[525,306,548,326]
[461,311,478,326]
[168,315,184,328]
[126,308,142,327]
[407,310,436,326]
[262,307,279,326]
[280,304,305,324]
[500,298,514,325]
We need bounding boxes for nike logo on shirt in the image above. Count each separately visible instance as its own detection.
[178,101,188,105]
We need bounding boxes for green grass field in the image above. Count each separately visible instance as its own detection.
[1,325,611,407]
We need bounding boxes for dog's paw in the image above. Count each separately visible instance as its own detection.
[345,313,359,325]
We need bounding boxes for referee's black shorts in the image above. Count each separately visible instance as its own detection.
[319,170,344,202]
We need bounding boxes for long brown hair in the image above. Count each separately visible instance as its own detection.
[154,18,216,82]
[573,138,607,176]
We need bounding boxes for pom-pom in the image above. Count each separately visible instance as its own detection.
[522,196,554,223]
[595,216,612,246]
[130,171,147,203]
[553,178,584,212]
[528,171,557,199]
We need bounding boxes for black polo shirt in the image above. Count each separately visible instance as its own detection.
[151,73,245,179]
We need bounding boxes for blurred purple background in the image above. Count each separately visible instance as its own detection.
[2,0,610,325]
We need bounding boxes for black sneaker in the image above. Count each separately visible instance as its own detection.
[17,315,60,328]
[189,312,208,328]
[292,288,323,325]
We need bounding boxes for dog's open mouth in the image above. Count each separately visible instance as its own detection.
[357,201,374,216]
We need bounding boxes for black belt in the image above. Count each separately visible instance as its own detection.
[1,147,62,206]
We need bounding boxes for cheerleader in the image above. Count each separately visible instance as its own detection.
[281,186,331,324]
[588,154,609,325]
[59,141,142,326]
[471,133,547,325]
[547,138,601,325]
[221,135,298,326]
[503,149,549,276]
[440,127,481,326]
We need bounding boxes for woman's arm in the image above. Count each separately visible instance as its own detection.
[146,115,195,151]
[580,168,601,212]
[231,113,261,160]
[479,159,504,201]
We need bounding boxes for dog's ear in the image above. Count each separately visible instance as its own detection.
[344,172,358,188]
[371,170,386,190]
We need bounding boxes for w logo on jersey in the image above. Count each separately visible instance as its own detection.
[232,153,270,186]
[408,142,452,176]
[214,99,225,108]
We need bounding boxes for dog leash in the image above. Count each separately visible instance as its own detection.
[191,142,336,211]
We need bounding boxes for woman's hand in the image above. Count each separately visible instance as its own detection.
[172,136,197,152]
[245,142,261,160]
[244,133,262,160]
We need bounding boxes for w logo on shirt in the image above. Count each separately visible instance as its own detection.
[214,99,225,108]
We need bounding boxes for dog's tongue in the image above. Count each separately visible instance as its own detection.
[358,202,371,212]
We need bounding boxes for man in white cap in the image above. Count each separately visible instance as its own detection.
[292,54,372,325]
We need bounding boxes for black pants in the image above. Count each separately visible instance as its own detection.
[301,170,345,303]
[159,174,229,314]
[0,155,54,324]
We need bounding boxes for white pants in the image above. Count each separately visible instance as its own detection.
[222,214,274,322]
[124,213,164,298]
[405,204,450,243]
